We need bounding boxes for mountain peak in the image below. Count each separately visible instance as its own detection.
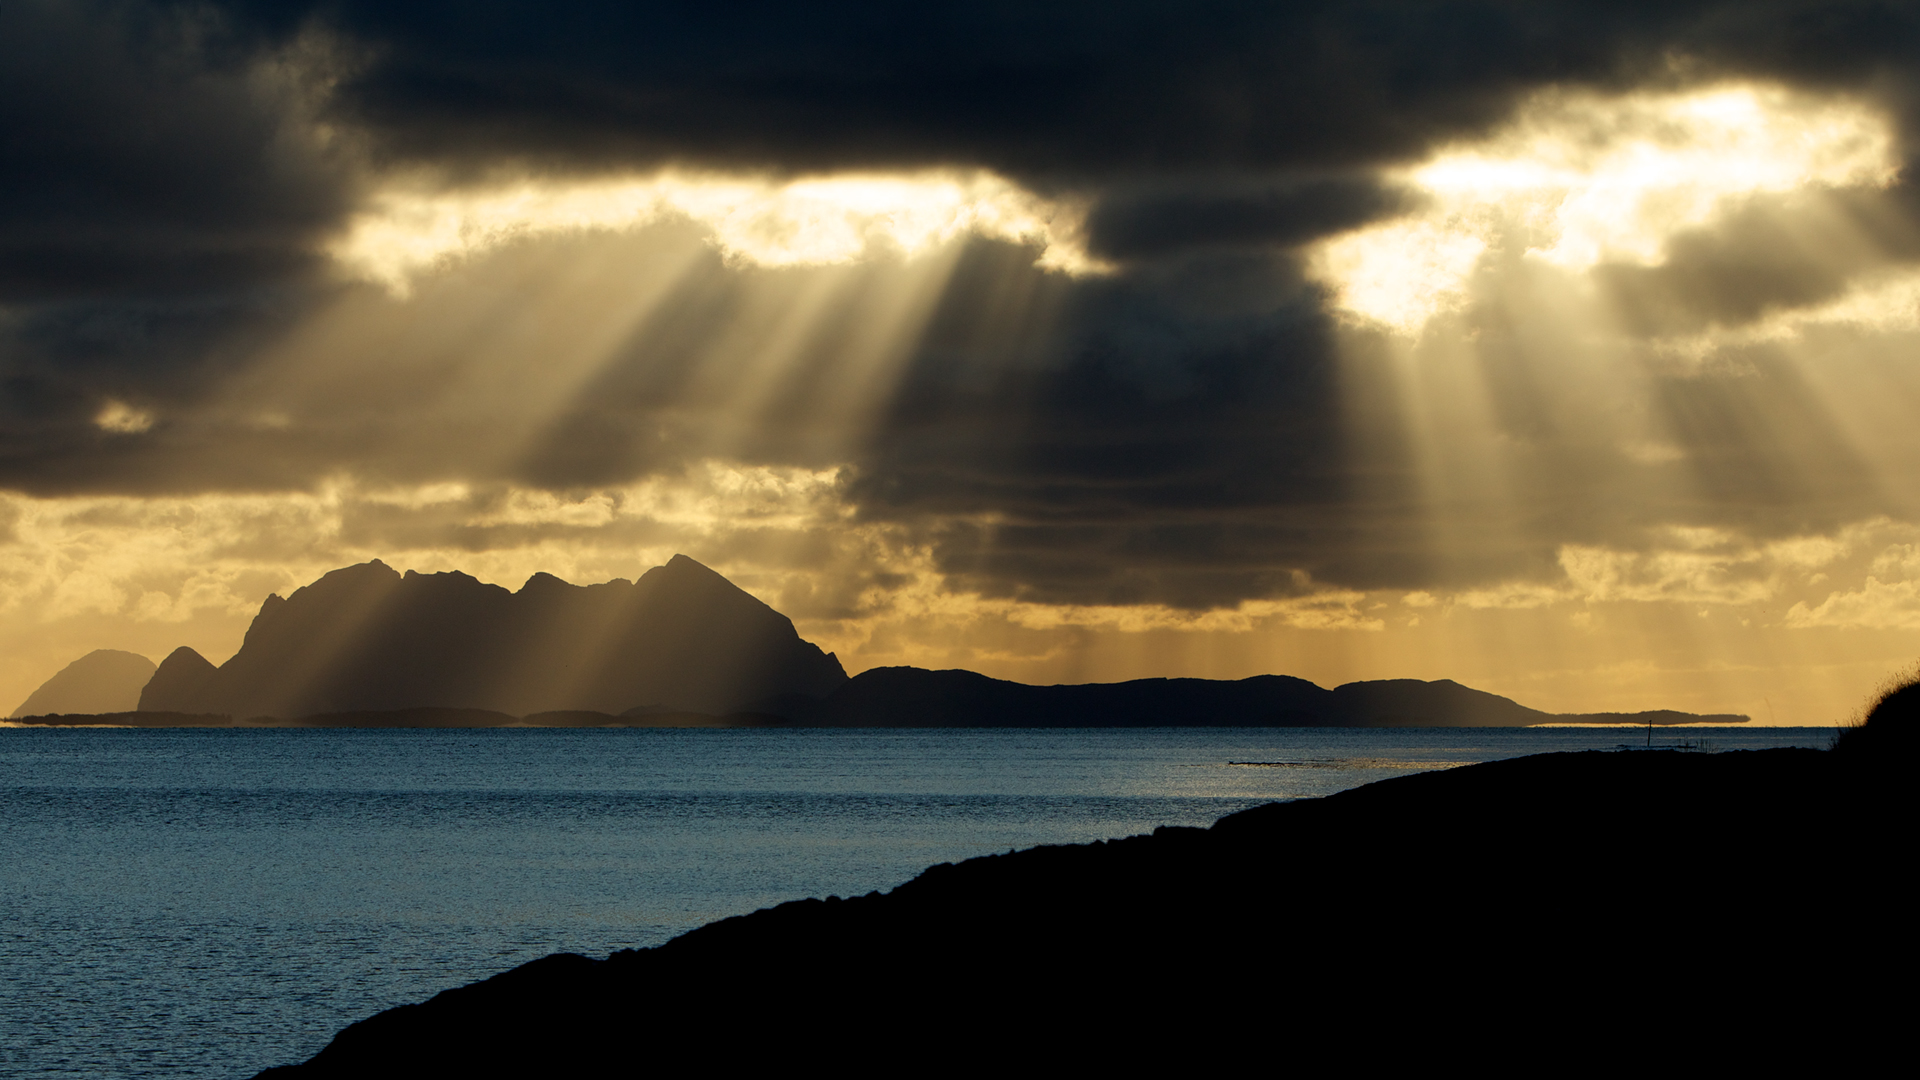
[138,647,220,713]
[518,571,575,595]
[660,553,727,580]
[303,560,403,592]
[647,554,771,607]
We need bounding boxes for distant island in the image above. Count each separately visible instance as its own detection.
[135,554,848,718]
[11,555,1748,728]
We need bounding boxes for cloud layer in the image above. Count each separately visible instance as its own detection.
[10,1,1920,720]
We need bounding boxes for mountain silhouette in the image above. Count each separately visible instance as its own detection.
[137,646,220,713]
[9,649,155,717]
[115,557,1745,726]
[138,555,848,719]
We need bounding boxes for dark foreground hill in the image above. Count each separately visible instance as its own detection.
[255,739,1899,1075]
[136,555,848,718]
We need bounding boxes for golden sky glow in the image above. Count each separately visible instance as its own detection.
[1311,82,1899,332]
[7,470,1920,724]
[330,168,1104,295]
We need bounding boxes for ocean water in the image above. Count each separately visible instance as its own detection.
[0,725,1828,1077]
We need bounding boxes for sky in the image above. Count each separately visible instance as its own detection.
[8,1,1920,723]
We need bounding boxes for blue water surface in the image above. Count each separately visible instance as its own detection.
[0,725,1829,1077]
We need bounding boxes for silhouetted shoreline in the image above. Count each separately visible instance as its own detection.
[253,740,1896,1074]
[5,707,787,729]
[8,677,1748,729]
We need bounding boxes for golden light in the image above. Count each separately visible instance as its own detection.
[94,401,155,434]
[1291,78,1920,726]
[13,81,1920,726]
[1311,82,1899,332]
[330,168,1105,295]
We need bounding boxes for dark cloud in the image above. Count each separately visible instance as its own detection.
[842,242,1405,604]
[10,0,1920,307]
[0,284,322,492]
[237,1,1913,178]
[225,1,1920,189]
[0,1,354,302]
[1084,176,1419,261]
[9,0,1920,610]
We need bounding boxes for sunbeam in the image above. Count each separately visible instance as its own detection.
[1303,77,1920,721]
[13,23,1920,727]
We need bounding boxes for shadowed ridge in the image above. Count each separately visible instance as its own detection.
[492,571,637,713]
[589,553,849,712]
[514,571,580,597]
[807,666,1017,726]
[814,667,1332,727]
[136,646,219,712]
[1326,677,1543,726]
[354,569,521,711]
[636,554,781,617]
[779,667,1742,728]
[1836,676,1920,759]
[473,552,848,713]
[198,561,407,718]
[9,649,155,718]
[241,562,404,652]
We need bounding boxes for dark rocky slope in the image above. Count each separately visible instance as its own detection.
[256,735,1900,1075]
[137,555,847,718]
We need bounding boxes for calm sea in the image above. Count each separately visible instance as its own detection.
[0,725,1828,1077]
